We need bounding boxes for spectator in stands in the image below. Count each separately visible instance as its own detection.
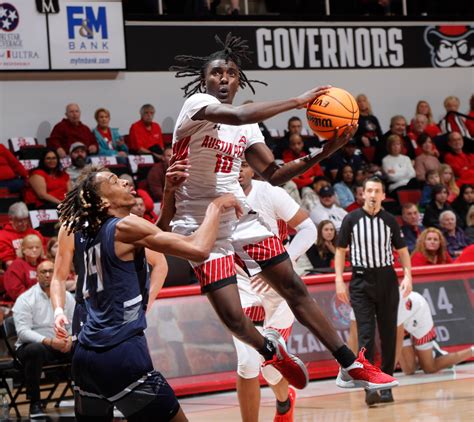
[439,210,470,258]
[451,184,474,229]
[439,96,471,138]
[444,132,474,186]
[334,165,355,208]
[118,174,157,223]
[325,139,366,181]
[48,103,98,158]
[466,94,474,138]
[0,202,44,268]
[146,146,173,202]
[282,133,323,189]
[401,203,424,253]
[306,220,337,269]
[411,227,452,266]
[414,133,441,182]
[375,115,415,164]
[301,175,331,213]
[128,104,164,161]
[422,184,457,228]
[0,143,28,193]
[382,134,417,195]
[438,163,459,203]
[4,234,43,302]
[24,149,71,209]
[92,108,129,158]
[346,184,365,212]
[354,94,383,149]
[420,169,441,209]
[65,142,90,186]
[46,237,58,261]
[273,116,320,159]
[407,114,430,152]
[409,100,441,138]
[13,259,74,418]
[354,167,369,185]
[464,205,474,244]
[309,185,347,232]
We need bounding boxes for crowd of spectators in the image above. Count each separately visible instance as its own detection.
[0,93,472,295]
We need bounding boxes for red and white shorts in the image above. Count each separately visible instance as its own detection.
[174,212,288,293]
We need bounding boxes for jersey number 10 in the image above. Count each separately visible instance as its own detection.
[214,153,233,174]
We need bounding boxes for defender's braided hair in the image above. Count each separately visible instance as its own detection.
[58,166,110,237]
[170,33,267,98]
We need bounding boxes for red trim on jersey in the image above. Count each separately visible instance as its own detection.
[194,255,236,288]
[268,326,293,342]
[243,235,286,262]
[243,305,265,322]
[173,136,191,160]
[413,326,436,346]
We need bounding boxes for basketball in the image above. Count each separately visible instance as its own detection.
[306,87,359,140]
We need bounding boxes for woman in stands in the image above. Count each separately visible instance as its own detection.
[411,227,452,266]
[414,133,440,182]
[334,165,355,209]
[92,108,129,160]
[0,144,28,193]
[451,184,474,229]
[353,94,383,149]
[24,149,71,209]
[409,100,441,138]
[422,184,457,228]
[439,163,459,203]
[306,220,337,269]
[3,234,43,302]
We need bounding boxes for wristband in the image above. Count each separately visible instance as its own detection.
[54,307,64,318]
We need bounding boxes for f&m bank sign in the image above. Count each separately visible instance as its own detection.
[49,0,125,69]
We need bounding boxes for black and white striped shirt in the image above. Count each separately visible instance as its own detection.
[337,208,406,268]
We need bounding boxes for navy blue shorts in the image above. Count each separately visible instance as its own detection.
[73,334,180,420]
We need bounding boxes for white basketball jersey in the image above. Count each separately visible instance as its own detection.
[397,291,434,339]
[172,93,264,227]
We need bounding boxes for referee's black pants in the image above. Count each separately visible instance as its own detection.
[349,266,399,375]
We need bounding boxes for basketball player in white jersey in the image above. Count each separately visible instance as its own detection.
[166,32,399,392]
[234,161,317,421]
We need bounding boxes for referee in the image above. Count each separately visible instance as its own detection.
[334,176,412,405]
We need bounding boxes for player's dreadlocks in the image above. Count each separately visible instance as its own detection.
[58,166,110,237]
[171,32,267,98]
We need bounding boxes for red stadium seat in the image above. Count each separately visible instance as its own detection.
[397,190,421,206]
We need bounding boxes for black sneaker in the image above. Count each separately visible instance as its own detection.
[365,389,381,406]
[380,389,394,403]
[29,401,47,418]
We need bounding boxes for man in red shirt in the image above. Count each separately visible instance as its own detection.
[48,103,98,158]
[128,104,164,160]
[444,132,474,185]
[0,202,44,268]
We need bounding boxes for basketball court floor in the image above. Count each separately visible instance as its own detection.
[18,362,473,421]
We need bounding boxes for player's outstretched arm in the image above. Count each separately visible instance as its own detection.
[145,249,168,311]
[245,125,356,186]
[194,86,331,125]
[117,194,242,262]
[51,225,74,338]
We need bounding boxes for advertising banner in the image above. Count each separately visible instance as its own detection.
[0,0,49,69]
[126,23,474,71]
[48,0,125,70]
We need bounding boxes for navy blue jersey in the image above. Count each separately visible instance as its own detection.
[78,218,150,348]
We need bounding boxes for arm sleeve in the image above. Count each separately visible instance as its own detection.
[388,214,407,250]
[12,298,46,344]
[3,147,28,179]
[47,123,64,150]
[336,213,353,248]
[128,123,140,151]
[286,218,317,261]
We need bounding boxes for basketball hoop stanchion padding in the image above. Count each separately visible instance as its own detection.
[147,263,474,397]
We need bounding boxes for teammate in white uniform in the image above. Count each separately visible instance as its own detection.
[234,161,316,422]
[349,291,473,377]
[166,33,398,392]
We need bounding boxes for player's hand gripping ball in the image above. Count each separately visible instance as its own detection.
[307,87,359,140]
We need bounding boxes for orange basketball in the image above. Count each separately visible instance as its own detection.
[306,87,359,140]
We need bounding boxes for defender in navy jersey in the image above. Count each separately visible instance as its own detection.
[53,165,242,421]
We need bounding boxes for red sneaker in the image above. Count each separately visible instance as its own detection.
[274,387,296,422]
[262,329,308,390]
[336,348,399,391]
